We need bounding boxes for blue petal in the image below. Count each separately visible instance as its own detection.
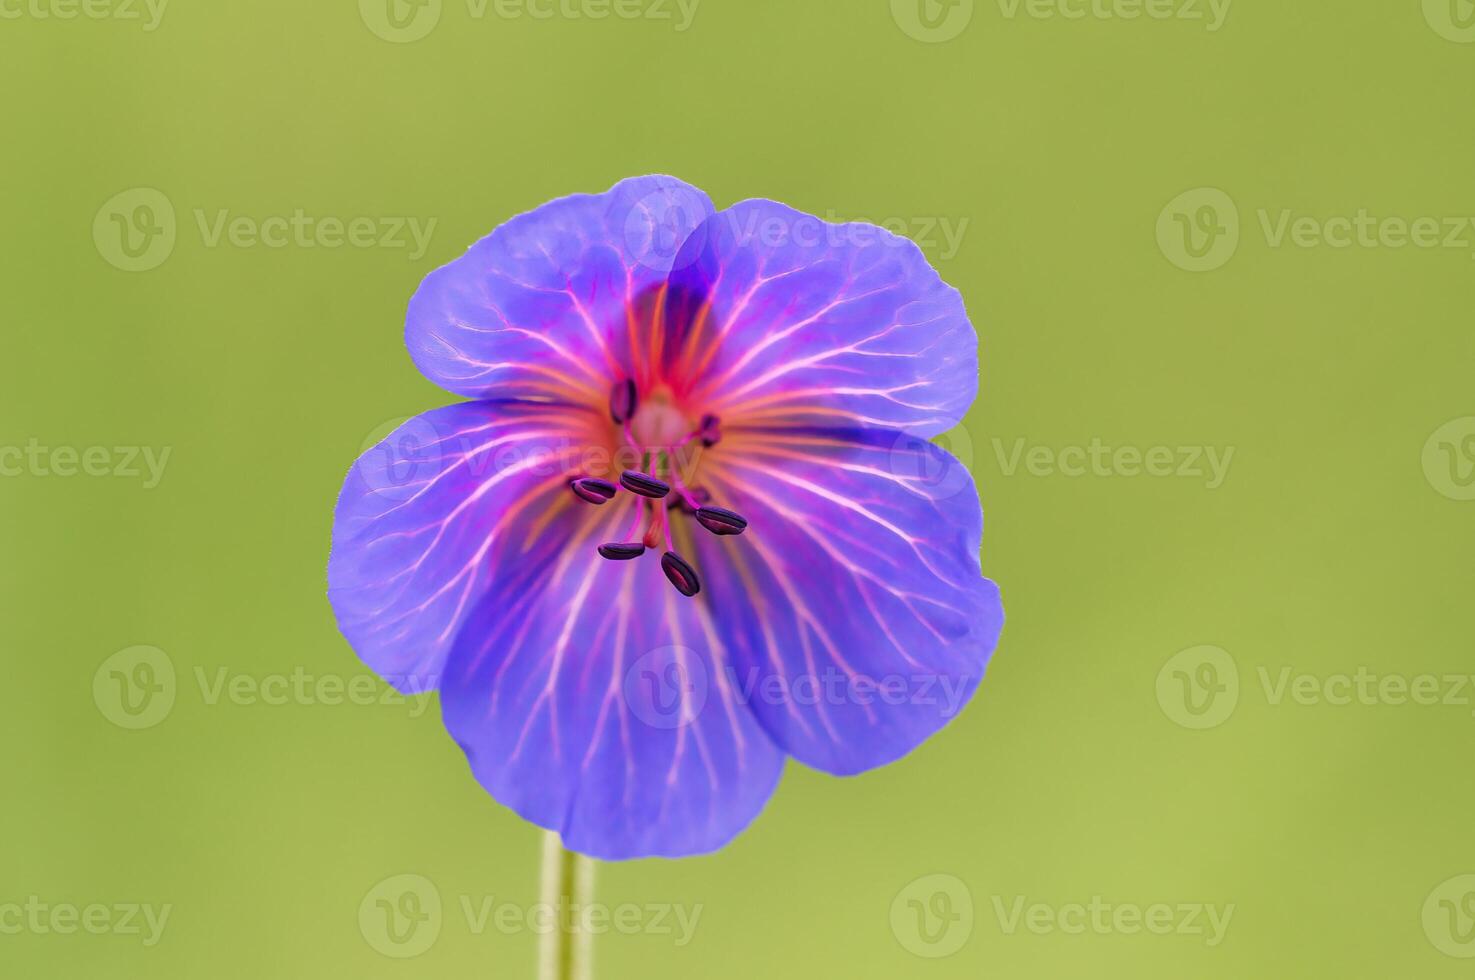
[405,175,714,403]
[663,199,979,436]
[695,426,1003,775]
[328,401,600,693]
[439,506,785,860]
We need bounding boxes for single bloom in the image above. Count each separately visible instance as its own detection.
[328,175,1004,859]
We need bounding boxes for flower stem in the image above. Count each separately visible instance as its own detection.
[538,830,595,980]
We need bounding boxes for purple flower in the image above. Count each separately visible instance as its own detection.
[328,176,1004,860]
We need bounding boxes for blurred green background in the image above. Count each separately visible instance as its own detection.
[3,0,1474,976]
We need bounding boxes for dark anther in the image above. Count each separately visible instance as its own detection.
[620,470,670,499]
[598,543,646,561]
[699,414,722,448]
[695,506,748,536]
[610,379,637,424]
[570,477,618,505]
[661,551,701,597]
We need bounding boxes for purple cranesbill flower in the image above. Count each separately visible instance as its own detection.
[328,176,1004,860]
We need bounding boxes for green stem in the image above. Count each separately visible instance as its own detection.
[538,831,595,980]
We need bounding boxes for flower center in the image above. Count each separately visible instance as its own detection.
[564,379,749,598]
[629,392,690,450]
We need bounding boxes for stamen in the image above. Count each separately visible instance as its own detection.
[695,506,748,536]
[569,477,617,505]
[598,543,646,561]
[661,551,701,597]
[609,379,637,424]
[584,402,733,594]
[620,470,670,499]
